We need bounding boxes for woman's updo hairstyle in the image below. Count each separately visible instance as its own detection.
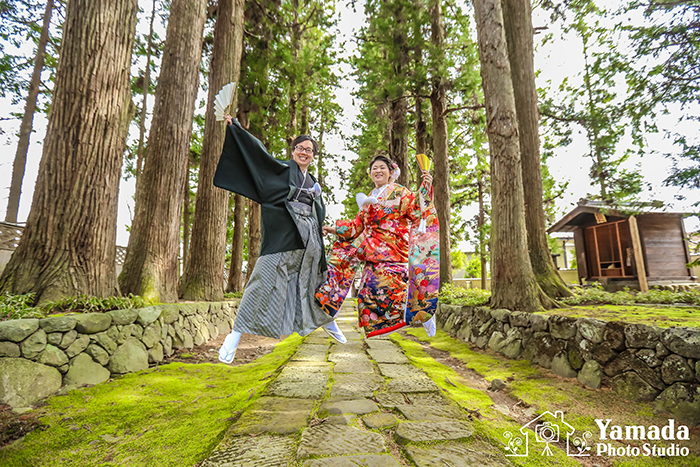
[368,153,394,172]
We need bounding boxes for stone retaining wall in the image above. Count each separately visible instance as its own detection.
[436,304,700,426]
[0,301,239,408]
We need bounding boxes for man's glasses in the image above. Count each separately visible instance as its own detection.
[294,145,314,155]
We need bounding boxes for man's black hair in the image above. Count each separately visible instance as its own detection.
[292,134,320,155]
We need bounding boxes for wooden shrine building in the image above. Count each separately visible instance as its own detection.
[548,200,697,290]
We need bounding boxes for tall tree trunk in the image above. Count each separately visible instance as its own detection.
[300,104,309,135]
[182,162,191,274]
[246,198,261,282]
[429,0,452,287]
[502,0,570,299]
[135,0,157,193]
[317,118,325,186]
[478,167,488,290]
[389,97,409,186]
[0,0,137,303]
[179,0,244,300]
[473,0,552,311]
[119,0,207,303]
[5,0,54,224]
[225,193,245,293]
[415,97,427,156]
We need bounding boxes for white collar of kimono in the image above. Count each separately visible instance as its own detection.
[356,183,391,208]
[294,168,321,200]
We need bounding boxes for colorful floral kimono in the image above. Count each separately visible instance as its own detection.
[315,182,439,337]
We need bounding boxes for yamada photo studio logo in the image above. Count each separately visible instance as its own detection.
[502,411,692,459]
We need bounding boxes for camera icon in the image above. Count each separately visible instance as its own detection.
[535,421,560,443]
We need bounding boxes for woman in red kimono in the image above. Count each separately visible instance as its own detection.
[316,154,440,337]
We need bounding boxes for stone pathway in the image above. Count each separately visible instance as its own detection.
[201,302,510,467]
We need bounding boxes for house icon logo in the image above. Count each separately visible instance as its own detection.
[503,410,592,457]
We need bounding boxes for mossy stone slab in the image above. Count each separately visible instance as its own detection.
[266,362,331,399]
[367,346,408,364]
[387,377,440,393]
[395,404,467,422]
[330,374,384,398]
[329,343,364,362]
[301,454,402,467]
[298,425,386,457]
[231,396,314,435]
[362,412,398,429]
[377,363,425,379]
[201,434,296,467]
[404,442,510,467]
[319,398,379,417]
[366,339,399,350]
[291,343,329,362]
[333,355,374,374]
[394,421,474,444]
[374,391,450,408]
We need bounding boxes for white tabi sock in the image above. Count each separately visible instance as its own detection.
[218,330,242,364]
[322,320,347,344]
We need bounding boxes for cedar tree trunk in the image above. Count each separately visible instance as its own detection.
[429,0,452,286]
[502,0,570,299]
[180,0,244,300]
[5,0,54,223]
[0,0,137,302]
[225,193,245,293]
[135,0,158,192]
[119,0,207,303]
[473,0,552,311]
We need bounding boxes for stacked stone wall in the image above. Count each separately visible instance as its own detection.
[0,301,239,408]
[437,304,700,426]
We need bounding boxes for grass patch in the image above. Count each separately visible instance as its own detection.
[439,284,490,306]
[0,293,148,321]
[395,329,700,466]
[390,332,577,466]
[537,304,700,328]
[0,334,303,467]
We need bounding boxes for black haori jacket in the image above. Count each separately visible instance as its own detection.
[213,120,327,271]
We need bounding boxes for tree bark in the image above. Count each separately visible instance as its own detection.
[389,97,409,186]
[246,198,261,282]
[0,0,137,303]
[502,0,570,299]
[5,0,54,224]
[478,168,488,290]
[225,193,245,293]
[179,0,244,300]
[135,0,157,193]
[429,0,452,287]
[473,0,552,311]
[119,0,207,303]
[182,161,191,273]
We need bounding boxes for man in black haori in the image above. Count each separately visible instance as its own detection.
[214,116,346,363]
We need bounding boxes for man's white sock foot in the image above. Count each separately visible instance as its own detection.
[219,331,242,364]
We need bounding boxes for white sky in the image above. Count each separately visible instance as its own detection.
[0,1,697,249]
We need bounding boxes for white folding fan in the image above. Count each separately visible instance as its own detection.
[214,82,236,121]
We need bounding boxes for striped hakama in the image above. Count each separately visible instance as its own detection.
[233,202,334,338]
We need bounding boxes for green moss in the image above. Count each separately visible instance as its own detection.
[390,332,578,466]
[0,335,303,467]
[537,304,700,328]
[396,329,700,465]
